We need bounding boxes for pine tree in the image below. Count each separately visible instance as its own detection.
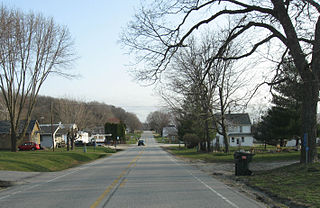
[255,59,302,146]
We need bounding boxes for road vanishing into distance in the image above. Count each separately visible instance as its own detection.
[0,131,266,208]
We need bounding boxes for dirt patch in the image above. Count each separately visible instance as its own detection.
[0,180,16,188]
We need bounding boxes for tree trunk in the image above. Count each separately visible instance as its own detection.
[67,133,70,151]
[300,80,318,163]
[199,141,206,152]
[222,130,229,153]
[221,117,229,153]
[10,130,17,152]
[205,119,211,152]
[71,137,74,150]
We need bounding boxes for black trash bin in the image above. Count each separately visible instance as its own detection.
[234,151,254,176]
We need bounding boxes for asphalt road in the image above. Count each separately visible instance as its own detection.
[0,131,266,208]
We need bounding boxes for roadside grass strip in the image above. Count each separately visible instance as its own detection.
[245,163,320,207]
[0,147,116,172]
[165,146,301,163]
[90,148,145,208]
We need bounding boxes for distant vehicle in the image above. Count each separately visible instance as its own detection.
[18,142,40,151]
[138,140,145,146]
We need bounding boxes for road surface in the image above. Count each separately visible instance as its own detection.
[0,131,266,208]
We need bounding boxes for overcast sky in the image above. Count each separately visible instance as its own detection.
[1,0,162,122]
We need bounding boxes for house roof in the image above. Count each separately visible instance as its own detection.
[224,113,251,125]
[39,125,60,134]
[0,120,38,134]
[107,117,121,124]
[40,123,77,135]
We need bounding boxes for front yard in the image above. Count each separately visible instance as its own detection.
[0,146,116,172]
[245,163,320,207]
[165,146,301,163]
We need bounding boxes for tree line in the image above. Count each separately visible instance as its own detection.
[0,94,142,133]
[33,95,142,131]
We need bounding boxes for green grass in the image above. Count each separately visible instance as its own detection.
[125,132,141,144]
[245,163,320,207]
[154,136,180,144]
[0,146,116,172]
[165,146,301,163]
[154,136,169,143]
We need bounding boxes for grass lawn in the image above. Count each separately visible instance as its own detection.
[0,146,116,172]
[165,146,301,163]
[245,163,320,207]
[125,132,141,144]
[154,136,169,144]
[154,136,180,144]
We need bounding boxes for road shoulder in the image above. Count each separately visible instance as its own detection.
[161,147,295,208]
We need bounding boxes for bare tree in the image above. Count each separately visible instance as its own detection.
[161,33,249,152]
[122,0,320,163]
[161,37,217,152]
[54,98,89,130]
[0,7,75,151]
[125,112,143,132]
[86,101,115,128]
[147,110,171,135]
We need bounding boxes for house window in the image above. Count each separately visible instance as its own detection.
[240,126,243,133]
[231,137,235,143]
[241,137,245,143]
[236,139,239,144]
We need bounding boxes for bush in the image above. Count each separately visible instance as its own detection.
[183,133,200,148]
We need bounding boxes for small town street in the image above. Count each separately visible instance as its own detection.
[0,131,266,208]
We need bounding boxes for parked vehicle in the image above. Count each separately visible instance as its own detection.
[18,142,40,151]
[138,140,145,146]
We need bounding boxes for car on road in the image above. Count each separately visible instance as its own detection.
[18,142,41,151]
[138,139,145,146]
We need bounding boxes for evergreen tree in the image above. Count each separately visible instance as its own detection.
[255,59,302,146]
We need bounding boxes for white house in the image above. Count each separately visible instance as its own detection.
[76,131,89,143]
[286,137,320,147]
[213,113,254,147]
[90,134,112,144]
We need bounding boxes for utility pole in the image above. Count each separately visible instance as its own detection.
[50,102,55,152]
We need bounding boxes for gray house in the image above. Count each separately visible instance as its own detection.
[40,123,77,148]
[162,125,178,143]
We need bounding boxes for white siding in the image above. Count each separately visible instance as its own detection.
[242,125,251,133]
[76,131,89,143]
